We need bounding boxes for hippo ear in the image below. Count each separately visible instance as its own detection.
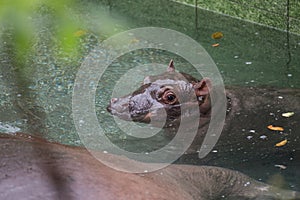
[193,78,212,97]
[167,60,175,72]
[194,78,212,113]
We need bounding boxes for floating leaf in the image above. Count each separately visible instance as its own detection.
[211,32,223,39]
[267,125,284,131]
[275,139,287,147]
[282,112,294,118]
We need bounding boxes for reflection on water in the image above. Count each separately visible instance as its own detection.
[0,0,299,191]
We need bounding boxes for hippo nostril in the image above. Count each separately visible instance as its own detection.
[111,98,119,104]
[106,106,112,112]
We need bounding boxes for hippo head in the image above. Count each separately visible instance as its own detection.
[107,60,212,128]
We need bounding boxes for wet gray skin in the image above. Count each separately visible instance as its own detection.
[1,133,300,200]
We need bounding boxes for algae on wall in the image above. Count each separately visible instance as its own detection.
[175,0,300,35]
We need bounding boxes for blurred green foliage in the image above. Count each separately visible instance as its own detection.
[0,0,79,64]
[0,0,130,84]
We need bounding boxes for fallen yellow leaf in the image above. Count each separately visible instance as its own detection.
[267,125,284,131]
[275,139,287,147]
[211,32,223,39]
[130,38,140,44]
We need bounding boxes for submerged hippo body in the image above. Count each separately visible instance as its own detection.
[1,133,300,200]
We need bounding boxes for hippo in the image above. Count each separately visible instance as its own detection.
[0,132,300,200]
[107,60,300,154]
[107,60,300,189]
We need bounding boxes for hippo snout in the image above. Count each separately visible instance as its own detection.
[107,98,120,111]
[107,96,132,120]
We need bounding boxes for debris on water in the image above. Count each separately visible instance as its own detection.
[246,135,253,140]
[287,74,292,77]
[282,112,294,118]
[0,123,21,133]
[212,43,220,47]
[130,38,140,44]
[245,62,252,65]
[211,32,223,39]
[212,150,218,153]
[274,164,287,170]
[259,135,267,139]
[234,55,239,59]
[278,96,283,99]
[275,139,287,147]
[267,125,284,131]
[74,30,87,37]
[249,129,256,133]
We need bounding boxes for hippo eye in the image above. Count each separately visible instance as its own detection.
[167,94,175,101]
[162,91,177,104]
